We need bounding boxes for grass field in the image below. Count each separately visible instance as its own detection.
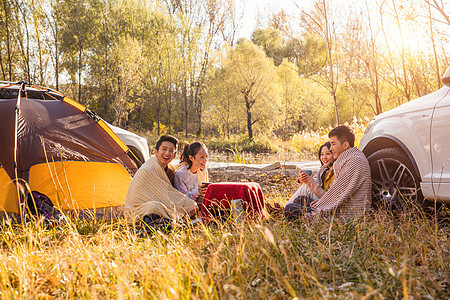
[1,122,448,299]
[0,190,448,299]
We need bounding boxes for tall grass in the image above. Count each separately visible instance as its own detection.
[0,202,448,299]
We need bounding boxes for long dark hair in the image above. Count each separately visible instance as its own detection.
[180,141,207,168]
[318,141,332,166]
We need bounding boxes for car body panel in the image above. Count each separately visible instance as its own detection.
[431,89,450,200]
[360,109,434,193]
[107,123,150,163]
[360,83,450,203]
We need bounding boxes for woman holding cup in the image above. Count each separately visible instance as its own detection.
[174,142,209,206]
[284,142,335,219]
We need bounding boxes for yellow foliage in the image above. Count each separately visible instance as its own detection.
[291,117,370,153]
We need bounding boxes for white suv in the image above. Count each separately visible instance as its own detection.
[360,67,450,209]
[107,123,150,167]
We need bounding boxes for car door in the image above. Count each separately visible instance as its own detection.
[431,87,450,201]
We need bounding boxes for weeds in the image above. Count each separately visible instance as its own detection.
[0,202,448,299]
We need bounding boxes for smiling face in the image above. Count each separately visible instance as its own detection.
[329,135,350,160]
[189,147,208,173]
[320,145,335,167]
[154,141,176,168]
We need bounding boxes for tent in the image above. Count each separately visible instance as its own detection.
[0,81,138,217]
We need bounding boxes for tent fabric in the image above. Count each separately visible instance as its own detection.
[29,161,132,210]
[0,166,19,213]
[0,85,138,213]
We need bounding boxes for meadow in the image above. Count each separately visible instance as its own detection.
[0,187,448,299]
[0,122,448,299]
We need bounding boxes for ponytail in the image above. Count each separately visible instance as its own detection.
[180,141,206,168]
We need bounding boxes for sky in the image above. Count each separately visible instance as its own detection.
[234,0,449,54]
[236,0,306,39]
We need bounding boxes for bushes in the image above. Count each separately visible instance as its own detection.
[128,117,369,157]
[205,135,279,153]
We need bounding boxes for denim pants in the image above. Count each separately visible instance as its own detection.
[284,195,314,220]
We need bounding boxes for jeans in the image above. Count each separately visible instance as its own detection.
[284,195,314,220]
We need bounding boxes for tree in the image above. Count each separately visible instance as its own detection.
[1,0,14,80]
[44,0,61,89]
[112,36,145,127]
[301,0,341,125]
[276,59,303,137]
[58,0,95,103]
[222,40,277,139]
[251,27,284,65]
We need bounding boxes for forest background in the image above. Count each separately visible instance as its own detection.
[1,0,449,153]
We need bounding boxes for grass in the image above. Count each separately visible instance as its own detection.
[0,194,448,299]
[1,122,446,299]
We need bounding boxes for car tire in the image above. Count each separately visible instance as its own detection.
[367,147,423,210]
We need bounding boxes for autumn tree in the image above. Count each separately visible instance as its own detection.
[222,40,278,139]
[300,0,341,125]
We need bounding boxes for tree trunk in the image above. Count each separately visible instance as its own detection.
[3,0,12,80]
[244,94,253,139]
[55,21,59,90]
[0,51,4,80]
[392,0,411,102]
[184,80,188,138]
[20,6,31,82]
[323,0,340,125]
[157,91,161,136]
[428,1,441,89]
[31,3,44,84]
[78,48,82,103]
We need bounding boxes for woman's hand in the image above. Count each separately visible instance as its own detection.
[297,170,312,185]
[199,183,209,196]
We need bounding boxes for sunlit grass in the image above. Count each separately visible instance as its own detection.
[0,198,448,299]
[3,123,444,298]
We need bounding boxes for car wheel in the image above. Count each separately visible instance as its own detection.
[367,147,423,210]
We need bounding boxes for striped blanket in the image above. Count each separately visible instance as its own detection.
[125,155,197,220]
[311,147,371,220]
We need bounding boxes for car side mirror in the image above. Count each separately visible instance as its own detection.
[443,67,450,87]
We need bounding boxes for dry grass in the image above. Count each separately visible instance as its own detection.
[1,122,447,299]
[0,195,448,299]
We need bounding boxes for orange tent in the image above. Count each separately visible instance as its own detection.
[0,82,138,215]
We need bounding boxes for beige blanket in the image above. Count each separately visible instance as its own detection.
[125,156,197,220]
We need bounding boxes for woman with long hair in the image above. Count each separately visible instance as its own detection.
[284,141,335,219]
[174,142,209,201]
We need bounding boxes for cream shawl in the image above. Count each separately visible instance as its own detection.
[125,155,197,220]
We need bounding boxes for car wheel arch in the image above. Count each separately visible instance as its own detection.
[361,135,422,180]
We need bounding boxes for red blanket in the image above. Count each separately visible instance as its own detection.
[202,182,265,222]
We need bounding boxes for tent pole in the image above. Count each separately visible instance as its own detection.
[13,81,27,224]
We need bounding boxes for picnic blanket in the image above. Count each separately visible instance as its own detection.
[125,155,197,220]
